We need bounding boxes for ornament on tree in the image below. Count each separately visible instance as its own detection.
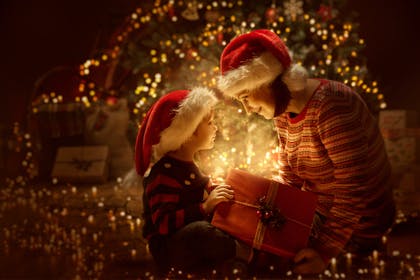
[181,0,199,21]
[283,0,304,21]
[317,4,333,22]
[186,47,198,60]
[265,5,279,24]
[216,32,224,45]
[167,3,176,18]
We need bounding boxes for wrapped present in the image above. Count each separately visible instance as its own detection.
[211,169,317,258]
[379,110,418,130]
[51,146,109,183]
[32,102,86,179]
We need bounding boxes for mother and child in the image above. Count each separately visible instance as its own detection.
[134,29,395,276]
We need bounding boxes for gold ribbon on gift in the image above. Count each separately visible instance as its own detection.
[233,181,312,250]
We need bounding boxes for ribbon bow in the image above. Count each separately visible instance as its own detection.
[257,196,286,229]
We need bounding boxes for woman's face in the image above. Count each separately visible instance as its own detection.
[237,86,276,119]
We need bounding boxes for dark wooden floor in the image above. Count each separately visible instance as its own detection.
[0,180,419,279]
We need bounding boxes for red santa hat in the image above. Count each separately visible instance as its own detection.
[217,29,308,98]
[135,87,218,176]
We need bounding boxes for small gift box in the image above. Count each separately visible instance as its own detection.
[51,145,109,183]
[33,102,86,179]
[211,169,317,258]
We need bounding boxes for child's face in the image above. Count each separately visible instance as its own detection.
[191,111,218,151]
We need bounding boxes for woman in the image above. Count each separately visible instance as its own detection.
[217,29,395,274]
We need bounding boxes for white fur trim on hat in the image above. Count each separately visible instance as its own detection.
[217,52,283,98]
[153,87,218,160]
[218,52,309,97]
[281,64,308,92]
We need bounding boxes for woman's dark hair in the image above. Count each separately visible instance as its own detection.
[271,74,291,116]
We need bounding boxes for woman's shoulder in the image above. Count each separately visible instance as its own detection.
[315,79,355,96]
[312,79,359,106]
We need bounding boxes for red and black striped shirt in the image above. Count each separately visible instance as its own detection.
[142,156,210,240]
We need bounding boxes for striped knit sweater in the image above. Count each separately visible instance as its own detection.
[142,155,210,240]
[273,79,395,261]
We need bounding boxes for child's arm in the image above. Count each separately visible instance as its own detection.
[146,174,204,236]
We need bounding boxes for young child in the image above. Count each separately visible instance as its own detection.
[135,87,252,274]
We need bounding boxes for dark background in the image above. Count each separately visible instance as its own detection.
[0,0,419,128]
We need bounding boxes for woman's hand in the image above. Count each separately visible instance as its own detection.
[293,248,327,274]
[202,185,234,214]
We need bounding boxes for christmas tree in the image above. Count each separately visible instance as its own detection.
[31,0,386,179]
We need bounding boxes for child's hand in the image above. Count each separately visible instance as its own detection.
[202,185,234,214]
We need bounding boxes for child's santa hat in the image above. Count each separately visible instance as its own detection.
[217,29,308,98]
[135,87,218,176]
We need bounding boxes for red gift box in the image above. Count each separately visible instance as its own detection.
[211,169,317,258]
